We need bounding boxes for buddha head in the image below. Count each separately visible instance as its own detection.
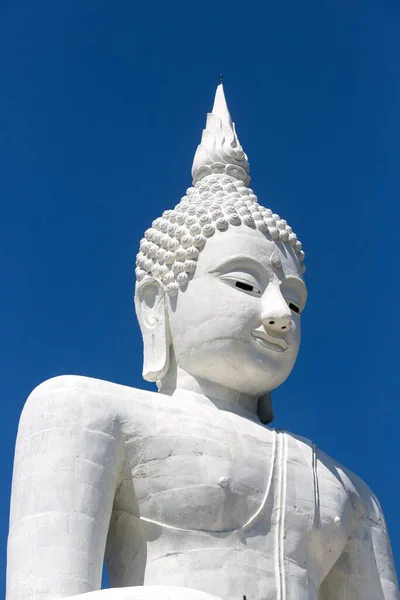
[135,85,306,421]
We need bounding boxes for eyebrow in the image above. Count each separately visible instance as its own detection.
[208,255,265,274]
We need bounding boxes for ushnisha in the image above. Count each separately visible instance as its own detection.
[135,86,305,298]
[6,84,398,600]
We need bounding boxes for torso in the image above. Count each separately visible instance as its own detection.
[102,386,354,600]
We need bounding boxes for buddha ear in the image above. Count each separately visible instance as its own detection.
[134,277,170,382]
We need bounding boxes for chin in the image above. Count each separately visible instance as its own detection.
[178,338,298,397]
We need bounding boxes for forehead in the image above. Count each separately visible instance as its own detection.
[194,225,304,279]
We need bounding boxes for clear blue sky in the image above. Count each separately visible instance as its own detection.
[1,0,400,594]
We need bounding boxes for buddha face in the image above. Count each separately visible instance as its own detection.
[166,224,307,397]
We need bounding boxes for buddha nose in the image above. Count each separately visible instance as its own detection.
[261,283,292,333]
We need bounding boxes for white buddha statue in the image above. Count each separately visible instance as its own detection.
[7,84,398,600]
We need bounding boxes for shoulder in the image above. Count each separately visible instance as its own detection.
[19,375,158,438]
[317,446,386,527]
[283,430,385,526]
[336,461,386,527]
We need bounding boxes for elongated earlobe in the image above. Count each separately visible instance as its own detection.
[134,277,170,382]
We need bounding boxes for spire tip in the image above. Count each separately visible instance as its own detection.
[191,82,250,186]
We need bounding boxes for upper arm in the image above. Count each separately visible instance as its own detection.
[7,376,123,600]
[319,473,399,600]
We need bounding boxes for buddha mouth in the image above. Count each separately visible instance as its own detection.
[251,330,288,353]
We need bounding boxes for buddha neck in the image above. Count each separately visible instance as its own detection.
[159,363,260,421]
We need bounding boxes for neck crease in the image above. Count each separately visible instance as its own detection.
[159,364,260,421]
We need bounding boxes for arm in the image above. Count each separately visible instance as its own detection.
[6,376,123,600]
[319,475,399,600]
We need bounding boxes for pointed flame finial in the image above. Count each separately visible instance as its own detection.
[191,83,250,186]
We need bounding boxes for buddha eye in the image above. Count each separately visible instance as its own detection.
[281,278,306,315]
[236,281,255,292]
[220,274,262,297]
[288,301,301,314]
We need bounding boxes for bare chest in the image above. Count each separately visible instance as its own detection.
[115,400,351,555]
[117,401,274,532]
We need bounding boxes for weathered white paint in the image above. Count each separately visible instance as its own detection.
[6,85,399,600]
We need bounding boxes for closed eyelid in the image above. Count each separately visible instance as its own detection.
[219,273,263,297]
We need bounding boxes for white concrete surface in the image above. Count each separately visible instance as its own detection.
[7,85,399,600]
